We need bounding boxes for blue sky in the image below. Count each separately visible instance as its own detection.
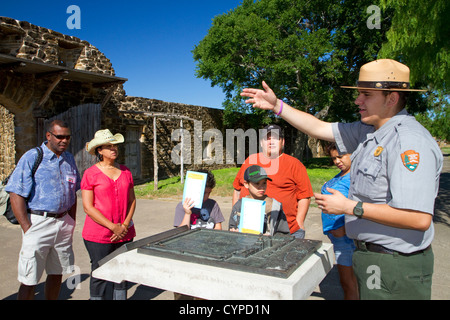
[1,0,243,109]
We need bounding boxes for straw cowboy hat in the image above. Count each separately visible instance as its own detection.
[340,59,427,92]
[86,129,124,155]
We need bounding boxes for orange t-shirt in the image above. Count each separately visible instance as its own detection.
[233,153,313,233]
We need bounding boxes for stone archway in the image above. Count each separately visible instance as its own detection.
[0,72,41,162]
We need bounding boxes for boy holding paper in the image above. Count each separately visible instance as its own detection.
[173,170,224,230]
[229,165,289,236]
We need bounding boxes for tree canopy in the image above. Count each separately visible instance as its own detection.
[378,0,449,140]
[194,0,393,125]
[193,0,448,140]
[379,0,449,92]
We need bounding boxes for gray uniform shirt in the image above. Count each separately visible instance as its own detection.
[332,109,443,253]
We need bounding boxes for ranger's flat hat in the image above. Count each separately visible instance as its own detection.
[341,59,426,92]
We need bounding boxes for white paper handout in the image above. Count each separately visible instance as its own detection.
[182,171,208,209]
[239,197,266,234]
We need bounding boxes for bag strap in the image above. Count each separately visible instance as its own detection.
[31,147,43,178]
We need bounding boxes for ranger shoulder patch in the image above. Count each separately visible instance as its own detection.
[401,150,420,172]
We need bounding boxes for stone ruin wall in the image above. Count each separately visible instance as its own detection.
[0,16,119,176]
[0,16,114,74]
[113,96,234,180]
[0,107,15,180]
[0,15,119,120]
[0,16,119,120]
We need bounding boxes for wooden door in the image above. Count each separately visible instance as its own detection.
[125,127,141,180]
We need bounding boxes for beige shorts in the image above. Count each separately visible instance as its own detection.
[18,213,75,286]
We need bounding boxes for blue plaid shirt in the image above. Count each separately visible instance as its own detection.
[5,142,80,213]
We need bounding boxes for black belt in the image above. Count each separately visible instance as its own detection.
[354,240,430,257]
[28,209,69,219]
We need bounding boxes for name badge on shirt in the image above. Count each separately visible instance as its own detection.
[66,174,77,184]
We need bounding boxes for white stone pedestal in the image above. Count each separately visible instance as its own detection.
[93,242,334,300]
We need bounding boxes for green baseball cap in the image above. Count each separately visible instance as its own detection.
[244,165,272,183]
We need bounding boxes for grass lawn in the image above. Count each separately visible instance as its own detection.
[134,157,340,201]
[442,146,450,155]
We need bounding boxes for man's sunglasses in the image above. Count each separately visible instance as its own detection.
[48,131,71,140]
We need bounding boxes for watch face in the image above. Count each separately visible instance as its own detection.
[353,203,364,218]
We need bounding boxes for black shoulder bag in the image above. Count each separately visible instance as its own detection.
[1,147,43,224]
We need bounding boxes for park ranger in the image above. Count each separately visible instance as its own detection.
[241,59,443,299]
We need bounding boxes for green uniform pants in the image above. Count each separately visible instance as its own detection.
[352,245,433,300]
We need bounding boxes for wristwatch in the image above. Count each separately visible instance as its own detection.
[353,202,364,218]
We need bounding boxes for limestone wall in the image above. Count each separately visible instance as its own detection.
[0,17,116,160]
[0,106,15,180]
[0,16,114,75]
[115,97,233,180]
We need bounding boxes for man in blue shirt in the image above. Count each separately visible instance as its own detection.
[6,120,80,300]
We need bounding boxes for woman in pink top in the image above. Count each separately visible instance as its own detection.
[81,129,136,300]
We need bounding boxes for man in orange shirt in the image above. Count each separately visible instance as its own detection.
[232,124,313,238]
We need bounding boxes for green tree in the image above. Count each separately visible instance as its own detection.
[379,0,449,92]
[378,0,449,141]
[193,0,391,129]
[415,93,450,142]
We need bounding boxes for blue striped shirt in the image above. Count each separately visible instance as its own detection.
[5,142,80,213]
